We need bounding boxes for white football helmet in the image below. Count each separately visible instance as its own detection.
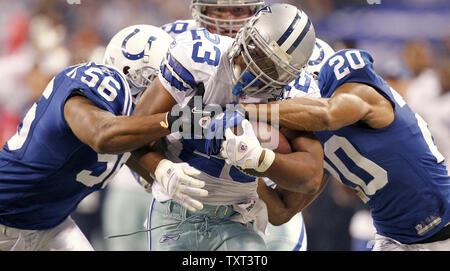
[190,0,265,37]
[306,38,335,78]
[229,3,316,99]
[103,24,173,101]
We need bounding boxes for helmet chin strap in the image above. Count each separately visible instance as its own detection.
[127,78,145,96]
[132,91,144,106]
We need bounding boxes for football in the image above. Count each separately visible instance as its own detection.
[232,120,292,177]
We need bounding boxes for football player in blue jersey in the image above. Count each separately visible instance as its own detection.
[131,3,327,251]
[230,48,450,250]
[0,25,209,251]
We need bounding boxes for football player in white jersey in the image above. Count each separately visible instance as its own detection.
[130,3,326,251]
[161,0,339,252]
[162,0,313,251]
[0,25,210,251]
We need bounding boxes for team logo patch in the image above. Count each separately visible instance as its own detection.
[238,142,248,153]
[160,234,180,243]
[199,116,211,128]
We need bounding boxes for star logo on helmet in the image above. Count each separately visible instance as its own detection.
[257,6,272,15]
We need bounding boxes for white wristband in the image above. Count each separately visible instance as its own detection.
[255,149,275,172]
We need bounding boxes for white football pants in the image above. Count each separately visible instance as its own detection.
[372,234,450,251]
[0,216,94,251]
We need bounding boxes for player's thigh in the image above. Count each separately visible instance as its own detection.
[103,188,152,250]
[214,222,267,251]
[148,200,196,251]
[263,213,307,251]
[422,238,450,250]
[42,216,94,251]
[0,224,26,250]
[103,188,152,230]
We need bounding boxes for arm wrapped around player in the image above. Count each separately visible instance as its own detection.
[204,104,248,155]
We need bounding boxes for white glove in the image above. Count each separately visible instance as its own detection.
[154,159,208,212]
[220,119,275,172]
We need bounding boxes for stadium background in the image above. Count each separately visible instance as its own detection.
[0,0,449,251]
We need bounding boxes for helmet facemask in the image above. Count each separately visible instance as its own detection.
[190,0,265,37]
[125,65,159,95]
[229,23,303,99]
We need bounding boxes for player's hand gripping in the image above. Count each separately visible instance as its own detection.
[204,104,248,155]
[221,119,275,173]
[155,159,208,212]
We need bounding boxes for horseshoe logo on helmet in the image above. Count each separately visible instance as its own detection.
[121,28,157,60]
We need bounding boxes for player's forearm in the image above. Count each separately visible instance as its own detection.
[94,113,170,154]
[263,151,324,194]
[272,175,329,225]
[131,148,166,177]
[243,95,367,132]
[256,178,292,225]
[125,154,155,185]
[257,176,329,226]
[243,97,331,131]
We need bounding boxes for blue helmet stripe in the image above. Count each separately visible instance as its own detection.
[276,12,301,47]
[286,18,312,55]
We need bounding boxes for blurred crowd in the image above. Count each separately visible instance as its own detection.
[0,0,449,251]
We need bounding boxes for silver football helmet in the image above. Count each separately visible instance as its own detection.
[306,38,336,78]
[190,0,265,37]
[229,3,316,99]
[103,24,173,101]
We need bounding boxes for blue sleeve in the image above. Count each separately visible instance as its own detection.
[318,49,394,105]
[65,63,133,116]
